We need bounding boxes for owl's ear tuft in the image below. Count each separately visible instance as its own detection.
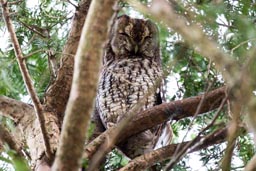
[145,20,159,36]
[117,15,130,22]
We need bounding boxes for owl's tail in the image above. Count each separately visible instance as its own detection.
[153,121,173,150]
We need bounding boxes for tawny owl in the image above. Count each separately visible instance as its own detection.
[96,15,172,158]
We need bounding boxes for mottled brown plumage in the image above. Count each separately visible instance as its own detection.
[96,15,172,158]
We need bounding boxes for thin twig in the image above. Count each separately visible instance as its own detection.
[164,92,228,170]
[18,20,49,38]
[119,127,229,171]
[65,0,78,8]
[7,0,23,5]
[231,38,256,54]
[23,49,46,59]
[216,22,234,28]
[0,0,52,159]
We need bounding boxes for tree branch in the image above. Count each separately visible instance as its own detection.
[119,127,229,171]
[51,0,118,170]
[0,124,24,158]
[84,86,227,159]
[44,0,92,120]
[164,90,228,170]
[0,124,31,171]
[0,96,34,122]
[0,0,52,159]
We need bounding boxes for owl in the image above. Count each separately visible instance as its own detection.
[96,15,172,158]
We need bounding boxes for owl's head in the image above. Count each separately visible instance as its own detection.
[110,15,160,59]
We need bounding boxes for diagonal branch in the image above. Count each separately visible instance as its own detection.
[164,93,228,170]
[119,127,229,171]
[0,0,52,159]
[51,0,118,170]
[84,86,227,159]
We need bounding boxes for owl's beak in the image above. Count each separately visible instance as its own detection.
[134,44,139,54]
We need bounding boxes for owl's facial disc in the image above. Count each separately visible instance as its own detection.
[110,15,159,58]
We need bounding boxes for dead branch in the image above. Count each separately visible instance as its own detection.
[51,0,118,170]
[84,86,227,159]
[64,0,78,8]
[0,0,52,159]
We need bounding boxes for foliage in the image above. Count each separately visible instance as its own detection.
[0,0,72,101]
[0,0,255,170]
[0,147,29,171]
[104,150,129,170]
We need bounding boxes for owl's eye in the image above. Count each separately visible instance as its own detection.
[145,35,152,39]
[119,32,129,37]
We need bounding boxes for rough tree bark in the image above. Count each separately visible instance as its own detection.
[0,0,92,170]
[51,0,117,170]
[84,86,227,159]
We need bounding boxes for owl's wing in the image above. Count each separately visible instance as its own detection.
[89,104,106,141]
[153,85,173,149]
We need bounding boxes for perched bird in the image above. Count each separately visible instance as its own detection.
[95,15,172,158]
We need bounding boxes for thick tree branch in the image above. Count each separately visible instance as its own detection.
[0,96,34,122]
[119,127,228,171]
[51,0,117,171]
[0,0,52,159]
[245,155,256,171]
[84,86,227,159]
[44,0,92,120]
[0,96,57,169]
[0,124,24,158]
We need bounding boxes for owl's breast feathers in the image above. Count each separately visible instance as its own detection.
[96,58,172,158]
[97,58,161,125]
